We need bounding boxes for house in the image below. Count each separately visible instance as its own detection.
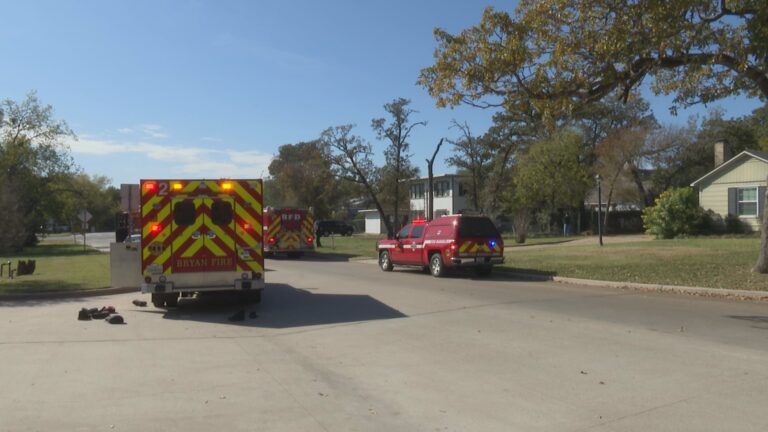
[407,174,470,220]
[690,143,768,231]
[358,174,471,234]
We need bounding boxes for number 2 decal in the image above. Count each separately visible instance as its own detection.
[158,182,169,196]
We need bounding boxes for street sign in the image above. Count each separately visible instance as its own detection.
[78,209,92,223]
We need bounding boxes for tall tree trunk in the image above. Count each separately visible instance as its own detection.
[753,176,768,273]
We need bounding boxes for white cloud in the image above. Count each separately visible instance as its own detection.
[139,124,169,139]
[117,128,134,134]
[66,136,273,182]
[201,136,223,143]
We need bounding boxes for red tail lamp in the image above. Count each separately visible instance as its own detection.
[144,182,157,192]
[306,236,314,244]
[268,237,276,245]
[150,223,162,234]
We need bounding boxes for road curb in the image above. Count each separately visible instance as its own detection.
[0,286,137,302]
[501,270,768,301]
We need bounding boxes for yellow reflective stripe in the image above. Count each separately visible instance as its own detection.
[459,242,471,253]
[233,181,263,215]
[141,194,163,219]
[181,237,204,257]
[235,205,261,233]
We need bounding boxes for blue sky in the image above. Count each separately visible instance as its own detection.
[1,0,763,187]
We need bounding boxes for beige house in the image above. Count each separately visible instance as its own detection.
[691,146,768,231]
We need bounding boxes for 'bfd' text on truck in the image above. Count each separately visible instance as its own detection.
[263,207,315,258]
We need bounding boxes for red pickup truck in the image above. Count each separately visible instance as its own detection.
[376,215,504,277]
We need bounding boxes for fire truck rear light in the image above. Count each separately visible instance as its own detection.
[268,237,276,245]
[144,276,151,283]
[306,236,313,244]
[450,241,456,252]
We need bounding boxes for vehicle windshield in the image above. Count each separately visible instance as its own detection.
[457,218,499,237]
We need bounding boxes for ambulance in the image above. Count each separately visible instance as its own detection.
[262,207,315,257]
[139,179,265,308]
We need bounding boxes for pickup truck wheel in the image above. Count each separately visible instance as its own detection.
[429,253,445,277]
[379,251,394,271]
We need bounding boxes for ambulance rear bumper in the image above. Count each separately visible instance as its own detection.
[141,279,264,294]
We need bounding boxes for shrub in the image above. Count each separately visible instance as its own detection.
[724,213,749,234]
[642,187,708,239]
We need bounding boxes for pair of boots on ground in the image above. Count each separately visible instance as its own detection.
[78,305,124,324]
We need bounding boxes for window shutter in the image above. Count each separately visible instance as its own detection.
[727,188,737,215]
[758,186,766,217]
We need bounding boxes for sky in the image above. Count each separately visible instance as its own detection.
[1,0,764,188]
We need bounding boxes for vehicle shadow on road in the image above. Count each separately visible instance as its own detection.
[160,283,407,328]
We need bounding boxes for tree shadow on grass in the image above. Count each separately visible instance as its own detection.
[158,283,407,328]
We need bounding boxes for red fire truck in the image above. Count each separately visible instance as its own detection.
[376,215,504,277]
[262,207,315,257]
[139,179,265,308]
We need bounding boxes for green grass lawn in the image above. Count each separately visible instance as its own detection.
[502,237,767,291]
[315,234,768,291]
[0,241,110,294]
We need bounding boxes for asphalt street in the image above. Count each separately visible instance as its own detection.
[1,256,767,431]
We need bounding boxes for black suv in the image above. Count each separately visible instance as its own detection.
[315,220,354,236]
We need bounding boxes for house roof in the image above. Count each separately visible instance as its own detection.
[690,149,768,187]
[407,174,465,182]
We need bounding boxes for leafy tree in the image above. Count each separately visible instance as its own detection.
[594,124,654,217]
[419,1,768,272]
[321,125,394,237]
[0,92,77,250]
[513,130,592,223]
[267,140,347,218]
[52,174,120,232]
[419,2,767,117]
[642,187,708,239]
[371,98,424,229]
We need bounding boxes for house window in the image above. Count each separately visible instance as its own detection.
[737,187,758,216]
[434,181,450,197]
[411,183,425,199]
[458,182,467,197]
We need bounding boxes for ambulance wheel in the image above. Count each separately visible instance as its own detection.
[151,293,165,308]
[165,293,179,307]
[429,253,445,278]
[379,251,393,271]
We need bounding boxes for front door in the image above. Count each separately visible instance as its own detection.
[390,224,412,264]
[402,223,425,265]
[171,197,236,273]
